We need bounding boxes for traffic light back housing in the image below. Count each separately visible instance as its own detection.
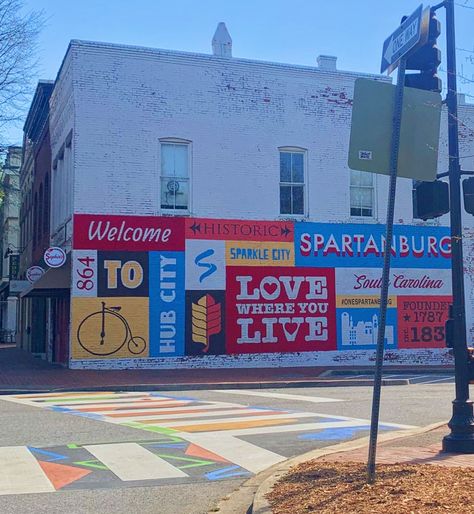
[404,9,442,92]
[413,180,449,220]
[463,177,474,215]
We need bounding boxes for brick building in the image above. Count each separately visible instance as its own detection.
[0,146,23,338]
[19,25,474,368]
[18,80,65,360]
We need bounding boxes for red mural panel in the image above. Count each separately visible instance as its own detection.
[74,214,185,251]
[226,267,337,354]
[397,295,452,349]
[185,218,294,242]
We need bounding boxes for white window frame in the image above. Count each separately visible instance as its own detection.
[278,146,308,218]
[350,169,376,220]
[159,137,192,214]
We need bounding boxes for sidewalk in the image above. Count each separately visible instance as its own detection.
[0,345,452,393]
[251,424,474,514]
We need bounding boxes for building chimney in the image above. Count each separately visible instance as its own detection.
[317,55,337,71]
[458,93,466,105]
[212,22,232,57]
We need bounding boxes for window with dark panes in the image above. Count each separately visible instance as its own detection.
[44,173,50,234]
[350,169,374,217]
[160,142,190,211]
[279,151,305,215]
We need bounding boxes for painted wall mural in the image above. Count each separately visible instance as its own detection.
[70,214,453,360]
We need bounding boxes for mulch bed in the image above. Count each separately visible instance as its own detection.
[267,461,474,513]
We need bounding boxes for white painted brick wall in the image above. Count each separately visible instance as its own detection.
[48,40,474,361]
[65,41,400,221]
[52,42,471,228]
[49,49,75,239]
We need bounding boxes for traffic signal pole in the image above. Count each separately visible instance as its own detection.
[367,57,407,483]
[442,0,474,453]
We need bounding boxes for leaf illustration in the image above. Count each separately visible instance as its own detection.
[191,294,222,352]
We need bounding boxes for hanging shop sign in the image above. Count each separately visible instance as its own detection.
[8,254,20,280]
[26,266,45,283]
[44,247,67,268]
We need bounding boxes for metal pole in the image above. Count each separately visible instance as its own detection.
[367,58,406,483]
[442,0,474,453]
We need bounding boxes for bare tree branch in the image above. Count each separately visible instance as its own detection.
[0,0,43,145]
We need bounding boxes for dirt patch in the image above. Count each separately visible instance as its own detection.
[267,461,474,513]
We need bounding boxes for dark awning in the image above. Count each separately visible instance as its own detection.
[20,263,71,298]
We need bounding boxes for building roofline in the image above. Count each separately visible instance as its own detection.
[23,82,54,133]
[23,81,54,145]
[67,38,389,81]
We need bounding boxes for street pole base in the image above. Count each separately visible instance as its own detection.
[442,399,474,453]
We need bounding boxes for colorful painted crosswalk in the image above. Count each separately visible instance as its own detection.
[0,391,416,495]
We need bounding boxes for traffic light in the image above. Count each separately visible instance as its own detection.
[463,177,474,215]
[412,180,449,220]
[405,9,442,92]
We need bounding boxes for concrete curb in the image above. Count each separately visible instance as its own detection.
[0,378,412,395]
[325,368,453,377]
[212,420,447,514]
[251,420,447,514]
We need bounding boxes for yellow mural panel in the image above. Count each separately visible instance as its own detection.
[71,297,149,359]
[225,241,294,267]
[336,295,398,308]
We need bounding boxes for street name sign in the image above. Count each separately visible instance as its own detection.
[348,78,442,181]
[381,4,423,73]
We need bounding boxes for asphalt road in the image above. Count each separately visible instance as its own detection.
[0,381,458,514]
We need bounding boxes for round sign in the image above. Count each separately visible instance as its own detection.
[26,266,45,284]
[44,247,66,268]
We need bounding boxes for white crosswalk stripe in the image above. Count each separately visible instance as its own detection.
[215,390,345,403]
[84,443,188,481]
[0,446,55,495]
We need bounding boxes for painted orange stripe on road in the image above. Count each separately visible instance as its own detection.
[185,444,230,463]
[38,461,92,490]
[107,407,223,418]
[157,418,298,432]
[74,401,189,413]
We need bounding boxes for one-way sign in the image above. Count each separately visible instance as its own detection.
[381,4,423,73]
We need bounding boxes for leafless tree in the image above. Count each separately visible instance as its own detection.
[0,0,43,144]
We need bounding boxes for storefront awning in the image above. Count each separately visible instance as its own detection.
[20,263,71,298]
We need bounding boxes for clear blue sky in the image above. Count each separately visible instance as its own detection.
[10,0,474,144]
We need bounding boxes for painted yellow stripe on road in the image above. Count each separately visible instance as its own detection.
[171,418,298,432]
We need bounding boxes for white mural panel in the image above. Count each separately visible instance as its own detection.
[185,239,226,290]
[72,250,98,297]
[335,267,452,296]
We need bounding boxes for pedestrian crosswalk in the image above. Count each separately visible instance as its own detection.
[336,373,454,384]
[0,391,416,496]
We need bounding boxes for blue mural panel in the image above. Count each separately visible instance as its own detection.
[336,306,398,350]
[149,251,185,357]
[295,223,451,269]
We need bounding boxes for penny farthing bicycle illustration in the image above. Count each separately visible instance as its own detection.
[77,301,147,356]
